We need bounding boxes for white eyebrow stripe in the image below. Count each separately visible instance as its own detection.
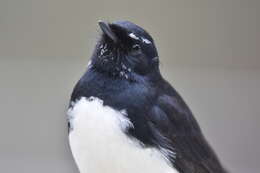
[129,33,152,44]
[141,37,152,44]
[129,33,140,40]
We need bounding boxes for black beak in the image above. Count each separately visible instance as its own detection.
[98,21,118,43]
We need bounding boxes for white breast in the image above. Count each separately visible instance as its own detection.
[68,97,178,173]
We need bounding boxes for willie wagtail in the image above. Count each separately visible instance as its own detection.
[67,20,227,173]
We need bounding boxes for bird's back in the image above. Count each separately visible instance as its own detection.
[150,79,227,173]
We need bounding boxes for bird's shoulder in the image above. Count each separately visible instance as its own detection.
[150,79,202,135]
[148,79,227,173]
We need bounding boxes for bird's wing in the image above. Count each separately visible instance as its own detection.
[147,81,227,173]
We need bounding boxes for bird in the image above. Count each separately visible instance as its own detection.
[67,20,227,173]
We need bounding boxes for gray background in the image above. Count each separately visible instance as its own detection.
[0,0,259,172]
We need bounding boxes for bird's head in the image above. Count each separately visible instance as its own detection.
[90,20,160,80]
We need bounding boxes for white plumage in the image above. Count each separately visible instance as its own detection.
[68,97,178,173]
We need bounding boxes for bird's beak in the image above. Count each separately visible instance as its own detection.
[98,21,118,43]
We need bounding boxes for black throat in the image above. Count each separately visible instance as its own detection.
[90,39,134,81]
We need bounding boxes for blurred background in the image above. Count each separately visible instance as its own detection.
[0,0,259,172]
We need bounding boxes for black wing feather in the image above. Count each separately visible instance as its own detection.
[148,80,227,173]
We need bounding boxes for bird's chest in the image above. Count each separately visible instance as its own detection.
[68,97,177,173]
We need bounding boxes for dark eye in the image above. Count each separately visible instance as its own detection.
[132,44,141,51]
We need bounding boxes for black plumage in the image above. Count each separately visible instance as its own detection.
[69,20,227,173]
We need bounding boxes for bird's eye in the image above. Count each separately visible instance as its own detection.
[132,44,141,51]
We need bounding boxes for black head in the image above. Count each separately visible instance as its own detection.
[90,20,160,80]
